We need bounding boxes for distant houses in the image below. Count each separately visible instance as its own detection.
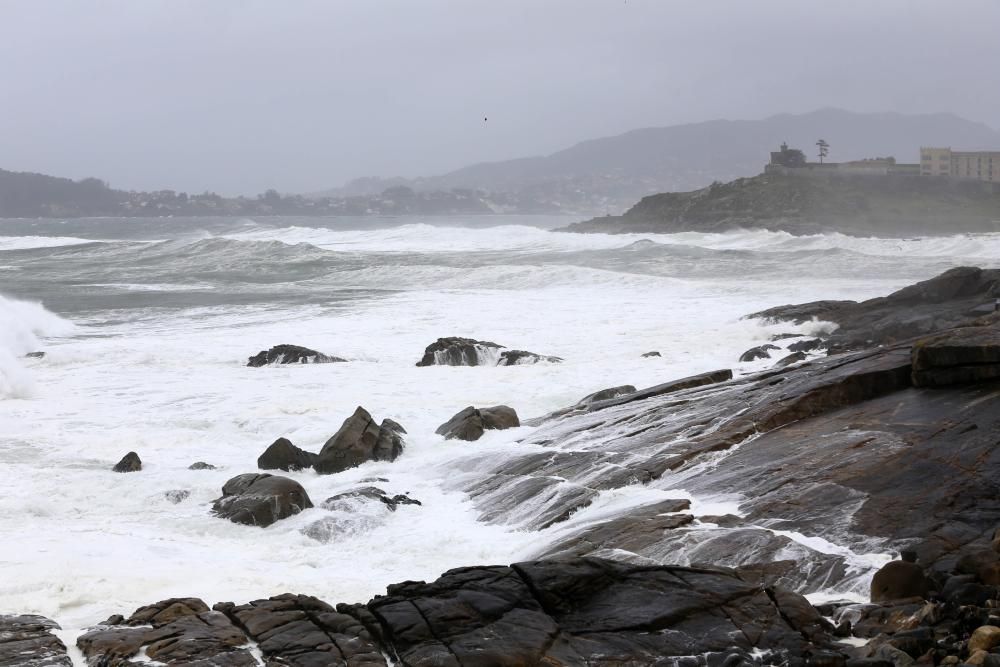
[767,142,1000,183]
[765,142,919,176]
[920,147,1000,183]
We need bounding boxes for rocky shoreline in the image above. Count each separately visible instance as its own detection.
[6,267,1000,666]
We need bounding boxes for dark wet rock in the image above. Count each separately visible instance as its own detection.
[304,487,421,541]
[749,300,857,325]
[415,336,503,366]
[368,558,838,665]
[257,436,315,472]
[211,473,313,527]
[321,486,421,512]
[789,337,825,353]
[543,498,693,558]
[112,451,141,473]
[497,349,564,365]
[461,320,1000,594]
[164,489,190,504]
[126,597,210,626]
[740,343,780,362]
[415,336,561,366]
[77,605,252,666]
[748,267,1000,353]
[579,384,637,405]
[216,594,386,666]
[0,614,71,666]
[373,417,406,462]
[911,324,1000,387]
[774,351,807,367]
[871,561,930,603]
[246,343,346,367]
[641,350,661,357]
[25,351,46,359]
[188,461,216,470]
[772,333,806,341]
[435,405,520,441]
[313,407,405,474]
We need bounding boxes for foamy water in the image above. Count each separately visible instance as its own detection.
[1,215,997,637]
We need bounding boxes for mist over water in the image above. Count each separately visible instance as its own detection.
[3,214,999,636]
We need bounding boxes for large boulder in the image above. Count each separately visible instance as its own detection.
[415,337,503,366]
[112,451,142,473]
[257,437,315,472]
[870,560,930,603]
[313,407,405,475]
[0,615,71,666]
[435,405,520,441]
[211,473,313,527]
[247,344,345,367]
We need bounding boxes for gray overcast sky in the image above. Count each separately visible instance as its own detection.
[1,0,998,195]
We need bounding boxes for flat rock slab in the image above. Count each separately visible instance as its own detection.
[0,615,72,667]
[912,323,1000,386]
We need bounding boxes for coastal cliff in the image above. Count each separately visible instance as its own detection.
[563,172,1000,236]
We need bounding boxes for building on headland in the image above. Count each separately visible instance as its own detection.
[920,147,1000,183]
[765,143,919,176]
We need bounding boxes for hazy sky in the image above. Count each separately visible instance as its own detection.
[1,0,998,195]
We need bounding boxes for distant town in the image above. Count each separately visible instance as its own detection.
[767,141,1000,183]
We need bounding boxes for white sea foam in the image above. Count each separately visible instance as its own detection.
[0,294,75,398]
[0,235,96,251]
[0,218,992,639]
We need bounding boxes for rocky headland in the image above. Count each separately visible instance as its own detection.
[562,172,1000,237]
[7,267,1000,665]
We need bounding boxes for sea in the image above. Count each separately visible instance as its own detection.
[2,214,999,645]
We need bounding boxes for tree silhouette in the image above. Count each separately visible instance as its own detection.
[816,139,830,164]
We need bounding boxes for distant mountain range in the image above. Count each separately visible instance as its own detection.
[4,109,1000,218]
[319,108,1000,214]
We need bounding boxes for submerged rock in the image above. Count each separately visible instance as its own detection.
[321,486,421,512]
[313,407,405,474]
[578,384,636,405]
[246,344,346,367]
[257,436,315,472]
[163,489,190,504]
[0,614,71,666]
[25,351,46,359]
[774,351,807,367]
[415,336,503,366]
[497,349,563,365]
[415,336,562,366]
[739,343,779,362]
[435,405,520,441]
[211,473,313,527]
[641,350,661,357]
[188,461,216,470]
[112,451,142,473]
[788,337,825,353]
